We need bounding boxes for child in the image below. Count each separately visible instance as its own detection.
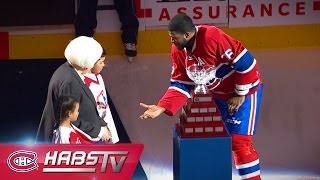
[83,49,120,143]
[52,96,100,144]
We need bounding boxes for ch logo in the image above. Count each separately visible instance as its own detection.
[221,49,234,60]
[7,150,38,172]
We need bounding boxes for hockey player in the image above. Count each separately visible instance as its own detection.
[139,13,263,180]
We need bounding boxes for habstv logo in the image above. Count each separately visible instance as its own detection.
[7,150,39,172]
[1,145,143,179]
[6,150,129,173]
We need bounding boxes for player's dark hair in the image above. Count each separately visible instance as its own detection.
[168,13,195,34]
[101,48,106,57]
[54,96,79,129]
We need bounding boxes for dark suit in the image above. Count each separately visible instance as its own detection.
[36,62,107,143]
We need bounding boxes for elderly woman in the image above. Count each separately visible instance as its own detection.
[36,36,111,143]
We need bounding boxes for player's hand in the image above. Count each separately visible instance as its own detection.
[139,103,166,119]
[227,95,245,115]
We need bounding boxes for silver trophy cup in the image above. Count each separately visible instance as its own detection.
[186,64,216,94]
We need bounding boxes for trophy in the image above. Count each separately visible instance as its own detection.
[186,64,216,94]
[174,66,231,180]
[175,63,226,138]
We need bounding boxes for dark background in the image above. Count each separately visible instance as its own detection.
[0,59,64,142]
[0,0,75,26]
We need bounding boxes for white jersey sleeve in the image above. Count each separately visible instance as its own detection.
[52,127,73,144]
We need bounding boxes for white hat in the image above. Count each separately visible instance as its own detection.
[64,36,103,69]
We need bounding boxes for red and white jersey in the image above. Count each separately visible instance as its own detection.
[83,73,119,144]
[52,124,100,144]
[83,74,108,119]
[158,25,262,116]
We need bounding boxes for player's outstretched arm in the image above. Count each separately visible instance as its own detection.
[139,103,166,119]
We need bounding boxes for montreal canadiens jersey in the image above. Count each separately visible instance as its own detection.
[158,25,262,116]
[83,73,119,144]
[52,124,100,144]
[83,73,109,119]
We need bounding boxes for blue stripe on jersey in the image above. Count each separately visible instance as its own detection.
[216,64,233,78]
[170,81,194,94]
[233,51,254,72]
[238,163,260,176]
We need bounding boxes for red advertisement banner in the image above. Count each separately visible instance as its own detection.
[0,144,144,180]
[0,32,9,59]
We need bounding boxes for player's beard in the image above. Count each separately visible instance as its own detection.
[175,39,188,50]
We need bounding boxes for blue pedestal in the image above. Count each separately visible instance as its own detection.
[173,127,232,180]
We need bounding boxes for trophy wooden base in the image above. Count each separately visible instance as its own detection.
[178,92,228,138]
